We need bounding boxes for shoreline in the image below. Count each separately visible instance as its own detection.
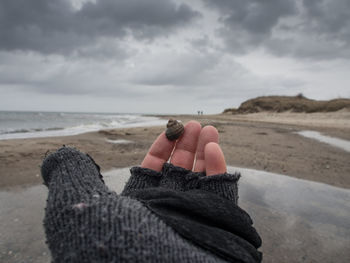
[0,114,166,141]
[0,111,349,189]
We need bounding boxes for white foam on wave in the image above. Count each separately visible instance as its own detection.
[0,116,166,140]
[106,139,133,144]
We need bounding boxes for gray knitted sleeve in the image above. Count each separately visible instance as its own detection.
[41,147,260,263]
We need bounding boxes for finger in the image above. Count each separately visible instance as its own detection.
[141,132,176,172]
[170,121,201,170]
[205,142,226,176]
[193,126,219,172]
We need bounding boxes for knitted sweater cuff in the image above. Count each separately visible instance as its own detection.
[121,166,162,196]
[122,163,240,203]
[161,163,240,203]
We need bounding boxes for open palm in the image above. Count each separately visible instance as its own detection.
[141,121,227,176]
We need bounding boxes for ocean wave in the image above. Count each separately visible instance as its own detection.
[1,127,64,135]
[0,115,166,140]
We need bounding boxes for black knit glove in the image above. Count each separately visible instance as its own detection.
[42,147,262,263]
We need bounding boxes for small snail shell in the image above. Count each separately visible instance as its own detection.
[165,119,184,141]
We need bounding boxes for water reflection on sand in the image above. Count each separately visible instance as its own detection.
[235,167,350,262]
[1,167,349,262]
[297,130,350,153]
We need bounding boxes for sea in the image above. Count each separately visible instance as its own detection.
[0,111,166,140]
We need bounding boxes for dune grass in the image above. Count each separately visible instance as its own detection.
[223,95,350,114]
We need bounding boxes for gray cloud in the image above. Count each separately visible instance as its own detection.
[207,0,297,34]
[0,0,200,55]
[0,0,349,114]
[203,0,350,59]
[203,0,297,51]
[302,0,350,35]
[132,50,221,87]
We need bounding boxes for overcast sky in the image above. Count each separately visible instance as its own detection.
[0,0,349,114]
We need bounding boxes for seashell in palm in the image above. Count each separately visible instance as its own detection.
[165,119,184,141]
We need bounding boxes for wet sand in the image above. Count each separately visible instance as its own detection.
[0,110,349,189]
[1,167,349,262]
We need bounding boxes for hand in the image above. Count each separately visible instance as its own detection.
[141,121,226,176]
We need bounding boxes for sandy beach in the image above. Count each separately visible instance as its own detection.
[1,110,349,189]
[1,110,350,263]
